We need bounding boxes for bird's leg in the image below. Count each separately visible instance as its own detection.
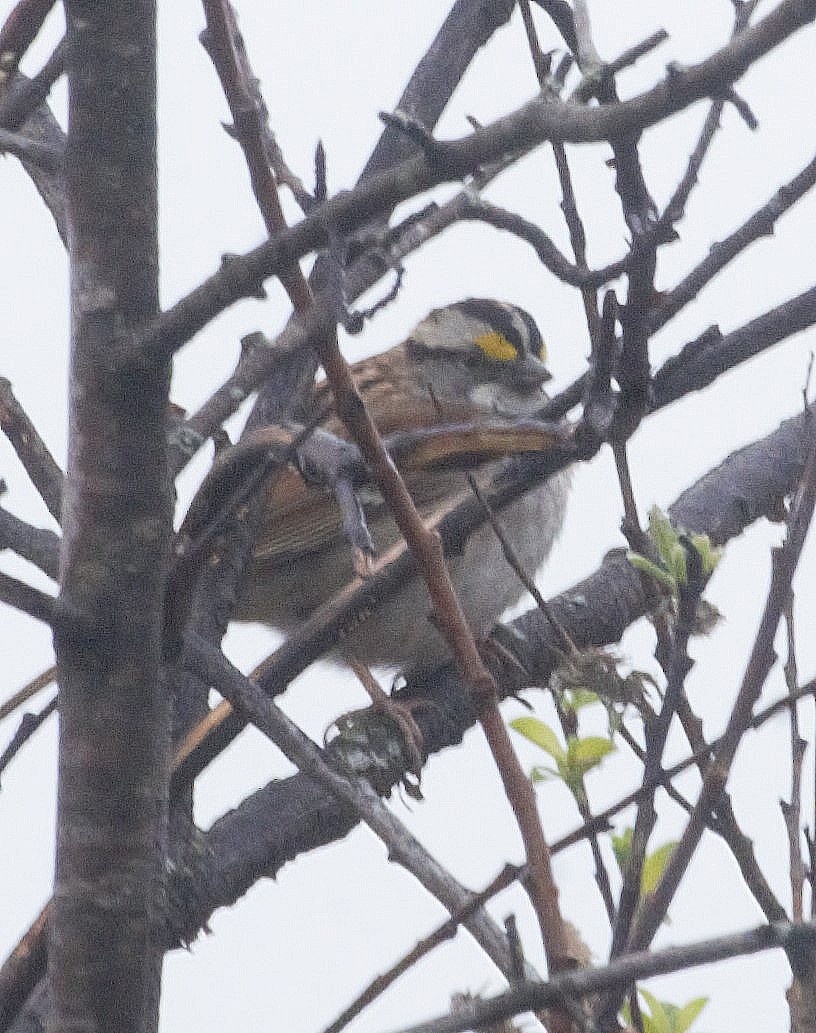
[345,654,425,777]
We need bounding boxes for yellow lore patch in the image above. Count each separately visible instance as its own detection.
[475,331,517,361]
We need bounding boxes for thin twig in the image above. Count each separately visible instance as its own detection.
[517,10,620,947]
[0,570,55,624]
[603,411,816,1020]
[608,441,684,962]
[722,84,759,129]
[656,1,759,233]
[782,596,806,921]
[570,30,669,103]
[0,692,57,779]
[672,688,787,925]
[612,443,645,551]
[456,193,629,288]
[652,284,816,411]
[468,475,575,655]
[0,377,64,521]
[610,543,706,961]
[469,468,614,926]
[571,0,602,69]
[650,147,816,334]
[0,664,56,721]
[0,0,57,75]
[528,11,623,939]
[321,861,523,1033]
[518,0,551,83]
[0,505,60,580]
[200,0,311,314]
[0,37,65,130]
[565,0,657,450]
[391,921,816,1033]
[183,636,535,982]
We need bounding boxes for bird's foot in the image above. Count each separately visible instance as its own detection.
[345,656,426,780]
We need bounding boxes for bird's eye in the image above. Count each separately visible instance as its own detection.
[474,331,517,362]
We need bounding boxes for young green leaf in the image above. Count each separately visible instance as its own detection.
[627,551,677,590]
[672,995,709,1033]
[566,735,615,775]
[649,506,677,564]
[611,826,633,871]
[636,987,708,1033]
[510,717,565,763]
[641,841,677,897]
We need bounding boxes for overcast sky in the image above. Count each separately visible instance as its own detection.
[1,2,815,1031]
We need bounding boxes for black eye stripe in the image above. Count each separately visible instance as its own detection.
[515,307,543,358]
[455,299,522,351]
[406,342,519,371]
[406,299,544,366]
[454,298,543,358]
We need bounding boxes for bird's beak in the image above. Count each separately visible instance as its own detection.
[511,353,552,387]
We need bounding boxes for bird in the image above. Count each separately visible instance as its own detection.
[233,298,570,679]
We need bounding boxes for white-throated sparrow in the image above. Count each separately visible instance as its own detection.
[236,299,570,674]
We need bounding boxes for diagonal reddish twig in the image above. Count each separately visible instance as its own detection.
[199,0,575,989]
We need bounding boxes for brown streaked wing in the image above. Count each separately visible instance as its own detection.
[253,343,481,565]
[252,467,344,563]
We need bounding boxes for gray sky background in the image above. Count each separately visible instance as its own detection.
[1,2,815,1031]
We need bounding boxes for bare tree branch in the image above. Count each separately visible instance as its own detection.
[651,149,816,334]
[0,38,64,130]
[174,406,814,906]
[390,921,816,1033]
[0,378,63,521]
[0,570,54,624]
[596,410,816,1025]
[136,0,816,364]
[0,0,56,73]
[182,636,537,983]
[0,506,59,579]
